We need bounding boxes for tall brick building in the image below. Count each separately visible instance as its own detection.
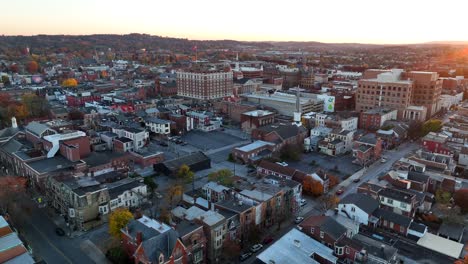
[356,69,443,119]
[177,68,233,100]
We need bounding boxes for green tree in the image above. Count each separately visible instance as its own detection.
[144,177,157,193]
[280,143,301,162]
[108,208,133,238]
[435,189,452,204]
[1,76,10,86]
[421,119,443,137]
[208,169,234,187]
[177,164,194,183]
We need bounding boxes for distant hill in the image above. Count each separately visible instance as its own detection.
[423,41,468,45]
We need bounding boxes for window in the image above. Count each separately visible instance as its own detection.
[346,248,350,254]
[310,227,315,234]
[400,202,407,209]
[320,231,324,238]
[351,207,355,212]
[400,226,405,233]
[387,199,393,205]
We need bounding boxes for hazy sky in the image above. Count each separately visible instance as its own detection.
[2,0,467,44]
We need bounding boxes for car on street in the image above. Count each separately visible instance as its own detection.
[381,158,387,163]
[262,237,274,245]
[239,252,252,261]
[250,244,263,253]
[55,227,65,236]
[336,188,344,195]
[295,216,304,224]
[353,178,361,183]
[300,199,307,206]
[275,161,288,167]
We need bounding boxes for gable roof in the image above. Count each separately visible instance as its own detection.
[256,124,307,141]
[25,121,54,137]
[373,208,412,227]
[300,215,346,240]
[340,193,379,214]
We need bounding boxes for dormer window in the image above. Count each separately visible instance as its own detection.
[159,254,164,264]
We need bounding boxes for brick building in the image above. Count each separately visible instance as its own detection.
[240,110,275,133]
[359,108,397,131]
[177,68,233,100]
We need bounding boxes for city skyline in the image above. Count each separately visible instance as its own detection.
[2,0,468,44]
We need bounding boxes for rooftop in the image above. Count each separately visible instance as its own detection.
[340,193,379,214]
[257,228,338,264]
[235,140,275,152]
[242,110,274,117]
[378,188,414,203]
[417,232,463,259]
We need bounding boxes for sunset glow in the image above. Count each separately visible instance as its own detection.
[2,0,468,44]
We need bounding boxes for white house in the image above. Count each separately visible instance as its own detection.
[144,117,172,135]
[459,146,468,167]
[108,179,148,212]
[112,126,149,151]
[337,193,379,225]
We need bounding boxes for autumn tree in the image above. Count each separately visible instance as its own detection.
[317,194,340,213]
[167,185,184,207]
[25,61,39,74]
[62,78,78,87]
[208,169,234,187]
[9,64,19,73]
[435,188,452,204]
[177,164,194,184]
[1,76,10,86]
[21,93,48,117]
[108,208,134,238]
[407,121,423,139]
[328,175,340,188]
[454,189,468,213]
[303,177,323,197]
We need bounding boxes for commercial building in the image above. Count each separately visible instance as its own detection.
[406,71,443,117]
[243,92,323,117]
[177,68,233,100]
[359,108,397,131]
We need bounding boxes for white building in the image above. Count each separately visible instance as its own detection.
[337,193,379,225]
[144,117,172,135]
[112,127,149,151]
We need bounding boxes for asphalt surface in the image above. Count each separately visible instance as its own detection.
[13,204,96,264]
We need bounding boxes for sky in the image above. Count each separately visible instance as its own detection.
[2,0,468,44]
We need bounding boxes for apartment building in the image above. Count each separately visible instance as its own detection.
[177,68,233,100]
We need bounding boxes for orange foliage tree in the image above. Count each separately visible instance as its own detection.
[26,61,39,74]
[303,177,324,197]
[328,175,340,188]
[62,78,78,87]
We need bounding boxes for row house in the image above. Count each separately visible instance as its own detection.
[144,117,173,136]
[378,187,417,217]
[359,108,398,131]
[202,181,230,203]
[0,216,35,263]
[122,216,197,264]
[298,215,347,248]
[240,110,275,133]
[46,175,147,231]
[352,133,383,166]
[318,129,354,156]
[422,132,453,155]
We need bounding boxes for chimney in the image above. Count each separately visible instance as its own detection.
[136,231,143,245]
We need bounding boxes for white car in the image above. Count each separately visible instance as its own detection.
[295,216,304,224]
[250,244,263,253]
[275,161,288,167]
[300,199,307,206]
[381,158,387,163]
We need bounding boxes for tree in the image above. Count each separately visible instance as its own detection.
[303,177,323,197]
[1,76,10,86]
[454,189,468,213]
[62,78,78,87]
[408,121,423,139]
[222,239,241,260]
[435,188,452,204]
[177,164,194,184]
[317,194,340,213]
[167,185,184,207]
[280,143,301,162]
[9,64,19,73]
[421,119,443,137]
[20,93,48,117]
[144,177,157,193]
[0,177,28,214]
[208,169,234,187]
[108,208,133,238]
[15,104,29,120]
[328,175,339,188]
[25,61,39,74]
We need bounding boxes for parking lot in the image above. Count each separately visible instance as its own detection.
[288,152,362,179]
[181,130,246,151]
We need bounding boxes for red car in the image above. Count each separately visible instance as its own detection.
[336,188,344,195]
[262,237,274,245]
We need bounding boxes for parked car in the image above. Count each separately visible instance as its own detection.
[55,227,65,236]
[250,244,263,253]
[336,188,344,195]
[239,252,252,261]
[262,237,274,245]
[353,178,361,183]
[295,216,304,224]
[300,199,307,206]
[275,161,288,167]
[381,158,387,163]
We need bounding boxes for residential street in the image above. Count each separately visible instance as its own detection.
[10,198,103,264]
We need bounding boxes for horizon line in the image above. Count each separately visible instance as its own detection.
[2,33,468,46]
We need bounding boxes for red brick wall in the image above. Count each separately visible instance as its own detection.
[61,136,91,158]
